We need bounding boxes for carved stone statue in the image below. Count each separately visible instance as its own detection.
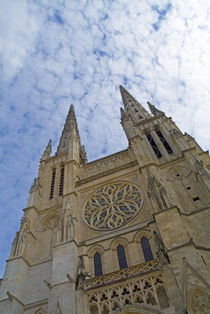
[153,231,170,264]
[148,174,170,211]
[16,217,31,256]
[57,199,75,243]
[76,256,90,290]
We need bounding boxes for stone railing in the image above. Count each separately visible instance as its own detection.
[85,259,161,290]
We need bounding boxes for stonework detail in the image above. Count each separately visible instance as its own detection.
[0,86,209,314]
[84,183,142,230]
[86,272,168,313]
[85,260,160,290]
[189,288,210,313]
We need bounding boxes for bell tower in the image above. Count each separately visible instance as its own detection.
[0,86,209,314]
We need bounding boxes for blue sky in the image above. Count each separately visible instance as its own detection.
[0,0,210,276]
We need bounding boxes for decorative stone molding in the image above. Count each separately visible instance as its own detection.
[85,259,161,290]
[86,267,168,313]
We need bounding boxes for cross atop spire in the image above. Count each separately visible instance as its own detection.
[56,104,80,155]
[119,86,151,123]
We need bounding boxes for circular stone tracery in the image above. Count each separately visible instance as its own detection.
[84,183,142,230]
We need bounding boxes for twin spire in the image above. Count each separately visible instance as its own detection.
[43,86,164,159]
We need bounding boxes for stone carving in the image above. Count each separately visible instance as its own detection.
[76,256,91,290]
[15,217,31,256]
[85,259,160,290]
[153,231,170,264]
[148,174,170,211]
[189,288,210,313]
[84,183,142,230]
[57,199,75,243]
[86,271,166,313]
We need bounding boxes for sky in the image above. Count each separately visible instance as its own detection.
[0,0,210,276]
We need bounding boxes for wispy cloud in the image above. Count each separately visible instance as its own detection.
[0,0,210,275]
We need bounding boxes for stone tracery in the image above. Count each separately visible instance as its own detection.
[84,183,142,230]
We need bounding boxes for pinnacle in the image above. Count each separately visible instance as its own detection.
[56,104,80,154]
[119,85,151,120]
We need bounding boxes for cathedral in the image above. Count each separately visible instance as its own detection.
[0,86,209,314]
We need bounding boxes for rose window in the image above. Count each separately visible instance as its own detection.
[84,183,142,230]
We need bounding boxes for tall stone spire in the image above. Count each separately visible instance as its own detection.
[119,85,151,123]
[147,101,164,117]
[56,105,87,164]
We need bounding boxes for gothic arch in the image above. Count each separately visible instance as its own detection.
[133,230,155,263]
[109,237,129,250]
[87,244,105,258]
[187,285,210,314]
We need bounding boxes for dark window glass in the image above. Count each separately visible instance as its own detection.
[146,134,162,158]
[117,245,128,269]
[59,165,65,196]
[94,252,103,276]
[141,237,154,262]
[49,168,56,199]
[156,130,173,154]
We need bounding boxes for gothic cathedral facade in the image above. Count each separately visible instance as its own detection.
[0,86,210,314]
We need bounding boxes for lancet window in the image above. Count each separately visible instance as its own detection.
[141,237,154,262]
[146,134,162,158]
[49,168,56,199]
[94,252,103,277]
[156,130,173,154]
[117,244,128,269]
[59,165,65,196]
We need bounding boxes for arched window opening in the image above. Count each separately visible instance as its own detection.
[156,130,173,154]
[141,237,154,262]
[49,168,56,199]
[117,244,128,269]
[94,252,103,277]
[59,165,65,196]
[146,134,162,158]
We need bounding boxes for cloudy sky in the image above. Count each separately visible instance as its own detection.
[0,0,210,275]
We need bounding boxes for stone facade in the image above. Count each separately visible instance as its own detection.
[0,87,210,314]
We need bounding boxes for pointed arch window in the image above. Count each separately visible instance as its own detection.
[59,165,65,196]
[146,134,162,158]
[94,252,103,277]
[117,244,128,269]
[141,237,154,262]
[49,168,56,199]
[156,130,173,154]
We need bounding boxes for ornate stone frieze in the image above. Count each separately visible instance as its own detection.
[86,267,168,313]
[85,259,161,290]
[76,150,137,185]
